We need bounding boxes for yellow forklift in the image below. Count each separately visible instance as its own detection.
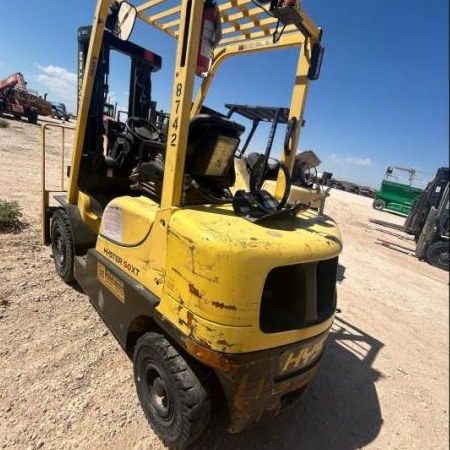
[41,1,342,448]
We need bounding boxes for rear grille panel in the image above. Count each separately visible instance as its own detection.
[260,257,338,333]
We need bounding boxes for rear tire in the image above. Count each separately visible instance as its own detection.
[373,199,385,210]
[425,241,449,271]
[51,209,75,283]
[133,332,210,450]
[27,108,38,124]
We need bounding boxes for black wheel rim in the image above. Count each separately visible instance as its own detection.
[142,360,174,425]
[436,250,449,266]
[374,201,384,209]
[52,228,66,269]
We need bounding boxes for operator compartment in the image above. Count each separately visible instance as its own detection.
[130,113,245,204]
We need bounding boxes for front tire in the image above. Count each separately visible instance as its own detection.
[133,332,210,450]
[373,199,385,210]
[426,241,449,271]
[51,209,75,283]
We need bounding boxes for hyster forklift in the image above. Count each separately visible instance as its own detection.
[41,1,342,448]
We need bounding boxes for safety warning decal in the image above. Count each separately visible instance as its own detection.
[97,262,125,303]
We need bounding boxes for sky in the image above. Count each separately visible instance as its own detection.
[0,0,448,188]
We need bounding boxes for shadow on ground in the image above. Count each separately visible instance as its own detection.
[193,315,384,450]
[337,263,346,283]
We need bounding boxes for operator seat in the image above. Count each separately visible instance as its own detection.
[104,120,133,169]
[136,114,245,198]
[185,114,245,189]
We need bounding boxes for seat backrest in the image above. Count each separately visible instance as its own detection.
[185,114,245,189]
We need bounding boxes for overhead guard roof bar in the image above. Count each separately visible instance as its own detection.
[225,104,290,124]
[135,0,322,44]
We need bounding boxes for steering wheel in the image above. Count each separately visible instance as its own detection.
[125,117,159,141]
[248,154,291,213]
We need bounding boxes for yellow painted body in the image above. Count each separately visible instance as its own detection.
[159,205,341,353]
[96,195,341,353]
[42,0,342,359]
[37,0,346,436]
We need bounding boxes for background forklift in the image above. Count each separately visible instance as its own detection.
[41,1,342,448]
[370,167,449,271]
[405,167,449,270]
[415,182,449,271]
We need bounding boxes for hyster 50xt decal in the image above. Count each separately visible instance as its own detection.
[103,248,140,276]
[279,335,328,375]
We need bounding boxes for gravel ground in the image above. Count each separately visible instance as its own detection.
[0,117,448,450]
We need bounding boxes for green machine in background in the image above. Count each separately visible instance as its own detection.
[372,166,424,216]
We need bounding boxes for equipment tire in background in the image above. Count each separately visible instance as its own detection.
[425,241,449,271]
[51,209,75,283]
[133,332,210,450]
[27,108,38,124]
[373,199,385,210]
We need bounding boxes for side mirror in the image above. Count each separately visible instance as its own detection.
[107,1,137,41]
[117,2,137,40]
[307,43,325,81]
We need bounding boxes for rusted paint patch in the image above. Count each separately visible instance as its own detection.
[179,311,197,340]
[197,337,213,350]
[233,394,247,411]
[234,376,250,410]
[211,301,237,311]
[185,339,238,375]
[188,283,202,298]
[217,339,236,347]
[186,311,195,329]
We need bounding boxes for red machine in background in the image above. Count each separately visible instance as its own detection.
[0,72,27,90]
[0,72,52,123]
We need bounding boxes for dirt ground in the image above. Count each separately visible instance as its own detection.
[0,117,448,450]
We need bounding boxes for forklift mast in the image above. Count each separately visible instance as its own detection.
[76,25,162,194]
[77,25,162,144]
